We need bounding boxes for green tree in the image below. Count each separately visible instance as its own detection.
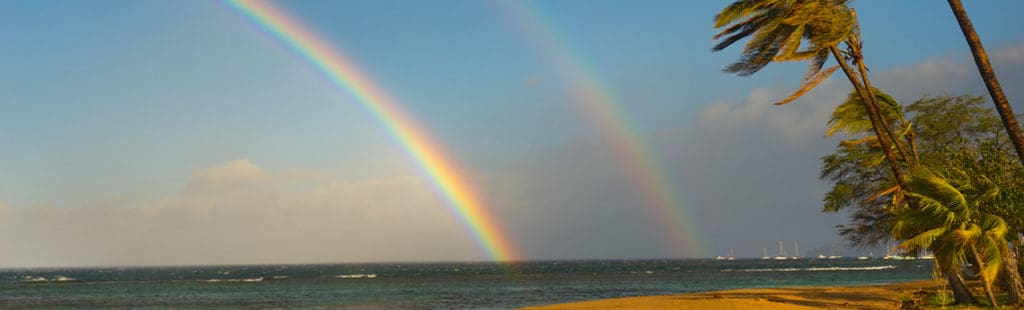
[892,169,1008,306]
[821,89,908,246]
[823,94,1024,305]
[713,0,914,189]
[907,97,1024,306]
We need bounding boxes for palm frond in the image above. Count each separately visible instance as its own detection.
[906,170,970,220]
[898,226,947,252]
[864,184,899,203]
[774,65,838,105]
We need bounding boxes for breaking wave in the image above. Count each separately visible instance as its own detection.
[20,276,78,283]
[206,277,264,283]
[335,274,377,279]
[721,265,896,273]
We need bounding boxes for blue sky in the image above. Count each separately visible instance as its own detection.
[1,0,1023,266]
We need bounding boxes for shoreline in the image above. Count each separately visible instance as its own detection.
[523,280,944,309]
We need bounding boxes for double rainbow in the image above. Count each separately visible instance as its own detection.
[225,0,519,261]
[495,1,706,257]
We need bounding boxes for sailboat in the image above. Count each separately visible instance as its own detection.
[761,248,770,260]
[727,248,735,261]
[828,247,842,259]
[773,241,788,260]
[791,242,802,260]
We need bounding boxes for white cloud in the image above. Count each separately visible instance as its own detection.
[694,80,849,146]
[189,158,266,185]
[0,160,481,267]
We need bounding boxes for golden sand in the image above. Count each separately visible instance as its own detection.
[524,280,946,310]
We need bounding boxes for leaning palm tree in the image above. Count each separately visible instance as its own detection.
[826,88,915,160]
[946,0,1024,167]
[713,0,913,189]
[825,88,917,207]
[892,169,1008,306]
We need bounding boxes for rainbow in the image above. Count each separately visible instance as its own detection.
[225,0,519,261]
[494,1,706,257]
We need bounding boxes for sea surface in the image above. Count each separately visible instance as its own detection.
[0,258,933,309]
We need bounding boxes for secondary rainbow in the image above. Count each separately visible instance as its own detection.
[495,1,707,257]
[225,0,519,261]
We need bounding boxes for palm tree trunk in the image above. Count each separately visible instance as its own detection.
[847,9,915,167]
[1001,245,1024,305]
[829,46,908,189]
[852,60,915,166]
[947,0,1024,167]
[944,266,976,305]
[970,244,1000,307]
[1019,235,1024,279]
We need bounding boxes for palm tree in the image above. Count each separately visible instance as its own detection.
[946,0,1024,167]
[712,0,913,189]
[823,91,982,303]
[826,88,915,160]
[892,169,1009,306]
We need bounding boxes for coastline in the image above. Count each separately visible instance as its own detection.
[523,280,944,309]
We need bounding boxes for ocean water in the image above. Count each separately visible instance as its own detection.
[0,259,933,308]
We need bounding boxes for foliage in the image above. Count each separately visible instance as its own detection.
[891,169,1006,284]
[822,94,1023,246]
[819,89,907,246]
[712,0,853,105]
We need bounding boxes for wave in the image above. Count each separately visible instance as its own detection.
[205,277,264,283]
[336,274,377,279]
[20,275,79,283]
[721,265,896,273]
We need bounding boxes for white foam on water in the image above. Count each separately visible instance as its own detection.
[721,265,896,273]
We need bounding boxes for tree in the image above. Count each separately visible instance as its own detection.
[713,0,913,190]
[946,0,1024,167]
[821,88,909,246]
[907,97,1024,306]
[892,169,1008,307]
[823,94,1024,305]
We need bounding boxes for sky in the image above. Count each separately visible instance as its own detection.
[1,0,1023,267]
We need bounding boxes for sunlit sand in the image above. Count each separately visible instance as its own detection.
[526,280,944,309]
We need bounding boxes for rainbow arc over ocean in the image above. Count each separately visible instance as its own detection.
[495,1,706,257]
[225,0,519,261]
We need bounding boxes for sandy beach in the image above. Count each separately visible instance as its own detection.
[524,280,947,310]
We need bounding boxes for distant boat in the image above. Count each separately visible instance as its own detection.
[828,247,842,259]
[882,244,893,259]
[761,248,770,260]
[817,254,827,259]
[716,248,733,260]
[773,241,788,260]
[791,242,802,260]
[857,256,869,260]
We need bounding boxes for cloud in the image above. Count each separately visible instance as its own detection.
[875,40,1024,107]
[189,159,266,186]
[5,41,1024,267]
[649,39,1024,257]
[0,160,482,267]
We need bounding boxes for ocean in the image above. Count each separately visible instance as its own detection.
[0,258,933,308]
